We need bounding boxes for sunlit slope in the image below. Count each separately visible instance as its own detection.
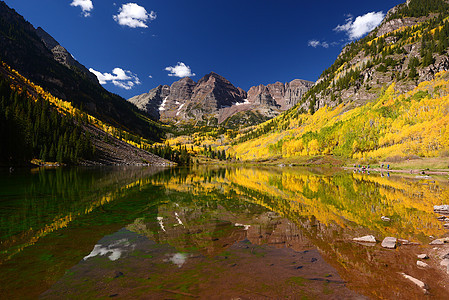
[1,61,162,154]
[231,71,449,161]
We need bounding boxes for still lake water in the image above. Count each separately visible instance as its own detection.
[1,166,448,299]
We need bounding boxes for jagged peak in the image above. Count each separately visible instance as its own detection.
[199,71,230,83]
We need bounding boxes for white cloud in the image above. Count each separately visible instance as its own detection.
[334,11,385,40]
[113,3,156,28]
[308,40,329,48]
[165,62,195,78]
[89,67,141,90]
[70,0,93,17]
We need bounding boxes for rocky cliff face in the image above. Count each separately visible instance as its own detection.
[35,27,98,84]
[247,79,313,110]
[129,73,313,126]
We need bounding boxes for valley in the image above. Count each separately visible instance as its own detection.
[1,0,449,298]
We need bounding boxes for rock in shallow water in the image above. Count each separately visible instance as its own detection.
[429,239,445,245]
[353,235,377,243]
[434,205,449,214]
[417,261,428,268]
[417,254,429,259]
[381,237,397,249]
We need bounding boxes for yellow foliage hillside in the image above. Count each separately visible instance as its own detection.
[231,71,449,162]
[2,61,155,151]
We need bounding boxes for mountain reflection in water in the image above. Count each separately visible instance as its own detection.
[1,166,448,299]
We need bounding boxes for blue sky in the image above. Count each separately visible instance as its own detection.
[4,0,403,98]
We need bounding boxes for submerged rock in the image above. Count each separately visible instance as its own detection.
[398,239,419,246]
[381,237,397,249]
[440,259,449,267]
[417,261,429,268]
[400,273,428,293]
[353,235,377,243]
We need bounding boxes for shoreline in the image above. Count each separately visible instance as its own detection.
[343,167,449,176]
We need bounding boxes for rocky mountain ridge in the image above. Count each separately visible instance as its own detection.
[299,0,449,113]
[35,27,98,84]
[129,73,313,126]
[0,0,163,141]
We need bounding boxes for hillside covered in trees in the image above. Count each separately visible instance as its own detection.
[222,0,449,164]
[0,61,178,166]
[296,0,449,112]
[0,1,163,142]
[0,76,94,165]
[230,72,449,162]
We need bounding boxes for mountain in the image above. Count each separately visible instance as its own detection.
[229,0,449,163]
[129,72,313,127]
[0,1,162,141]
[0,62,172,166]
[35,27,99,84]
[0,1,175,166]
[297,0,449,113]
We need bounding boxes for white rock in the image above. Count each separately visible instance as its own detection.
[430,239,444,245]
[417,261,428,268]
[381,216,391,222]
[440,258,449,267]
[417,254,429,259]
[434,205,449,214]
[381,237,397,249]
[400,273,428,292]
[353,235,377,243]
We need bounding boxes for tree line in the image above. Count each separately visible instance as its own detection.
[145,144,191,165]
[201,145,229,160]
[0,77,95,166]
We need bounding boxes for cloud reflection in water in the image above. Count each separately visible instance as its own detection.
[83,238,135,261]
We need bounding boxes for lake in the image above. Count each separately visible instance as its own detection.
[1,166,448,299]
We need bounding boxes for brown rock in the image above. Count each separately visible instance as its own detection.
[129,73,313,126]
